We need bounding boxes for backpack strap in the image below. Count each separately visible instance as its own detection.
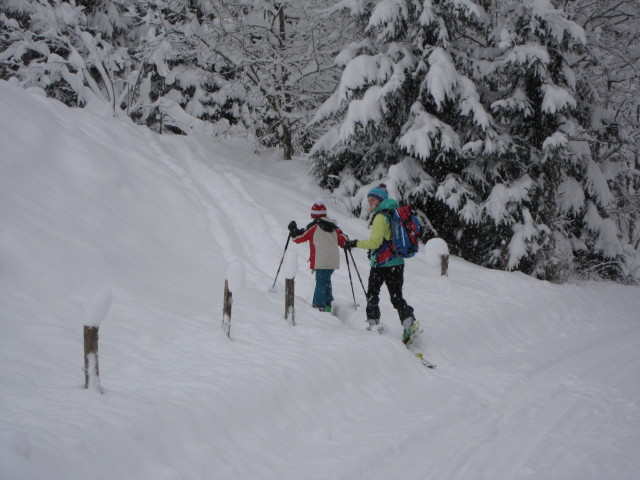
[369,209,396,262]
[369,209,392,228]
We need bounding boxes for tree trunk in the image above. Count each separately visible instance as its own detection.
[282,125,293,160]
[276,4,293,160]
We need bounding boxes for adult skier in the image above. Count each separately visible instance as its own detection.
[288,198,348,312]
[344,184,419,343]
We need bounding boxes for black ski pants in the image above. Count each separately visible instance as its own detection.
[366,264,414,323]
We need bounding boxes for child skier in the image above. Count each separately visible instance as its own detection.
[288,198,348,312]
[344,184,419,344]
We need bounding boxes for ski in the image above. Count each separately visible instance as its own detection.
[404,321,436,368]
[413,352,436,369]
[363,319,434,367]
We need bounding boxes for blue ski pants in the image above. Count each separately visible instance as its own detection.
[313,269,334,309]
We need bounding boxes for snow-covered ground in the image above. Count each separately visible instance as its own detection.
[1,80,639,480]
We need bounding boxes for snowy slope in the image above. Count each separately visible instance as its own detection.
[1,80,639,480]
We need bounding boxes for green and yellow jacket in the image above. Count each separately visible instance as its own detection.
[355,198,404,268]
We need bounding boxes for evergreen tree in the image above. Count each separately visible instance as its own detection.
[311,0,633,282]
[311,0,492,220]
[485,0,631,280]
[310,0,510,264]
[567,0,640,281]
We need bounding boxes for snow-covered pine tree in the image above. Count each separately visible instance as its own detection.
[310,0,532,265]
[485,0,628,280]
[310,0,494,223]
[567,0,640,281]
[311,0,633,281]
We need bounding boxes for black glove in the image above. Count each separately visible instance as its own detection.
[288,221,297,233]
[344,239,358,250]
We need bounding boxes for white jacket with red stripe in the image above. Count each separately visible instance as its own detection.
[291,217,348,270]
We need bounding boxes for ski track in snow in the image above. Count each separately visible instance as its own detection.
[356,284,640,480]
[145,135,640,480]
[2,82,640,480]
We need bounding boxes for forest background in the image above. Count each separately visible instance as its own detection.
[1,0,639,283]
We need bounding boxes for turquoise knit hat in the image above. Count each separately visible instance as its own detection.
[367,183,389,202]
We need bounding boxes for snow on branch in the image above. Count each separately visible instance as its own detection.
[448,0,488,23]
[585,160,614,207]
[367,0,409,41]
[491,88,533,118]
[310,125,341,154]
[483,176,534,225]
[312,53,393,124]
[503,44,550,69]
[435,174,476,212]
[339,54,394,102]
[458,76,490,130]
[418,1,436,26]
[507,208,539,270]
[541,84,576,114]
[152,99,215,136]
[585,202,623,258]
[426,47,458,109]
[527,0,586,46]
[387,157,437,201]
[330,0,369,16]
[398,102,461,160]
[542,131,568,151]
[339,86,384,140]
[557,177,585,214]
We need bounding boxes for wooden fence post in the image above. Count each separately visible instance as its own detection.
[222,279,232,338]
[83,325,101,392]
[440,254,449,277]
[285,277,295,326]
[500,240,509,270]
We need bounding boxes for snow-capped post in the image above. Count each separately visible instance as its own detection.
[283,250,298,326]
[285,278,295,325]
[223,261,245,339]
[425,239,450,277]
[82,287,112,393]
[500,240,509,270]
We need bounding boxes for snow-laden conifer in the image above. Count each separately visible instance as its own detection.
[310,0,634,281]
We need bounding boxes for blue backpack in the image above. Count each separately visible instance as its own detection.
[382,205,421,258]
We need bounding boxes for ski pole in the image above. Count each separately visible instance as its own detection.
[344,248,357,308]
[348,248,368,296]
[270,234,291,291]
